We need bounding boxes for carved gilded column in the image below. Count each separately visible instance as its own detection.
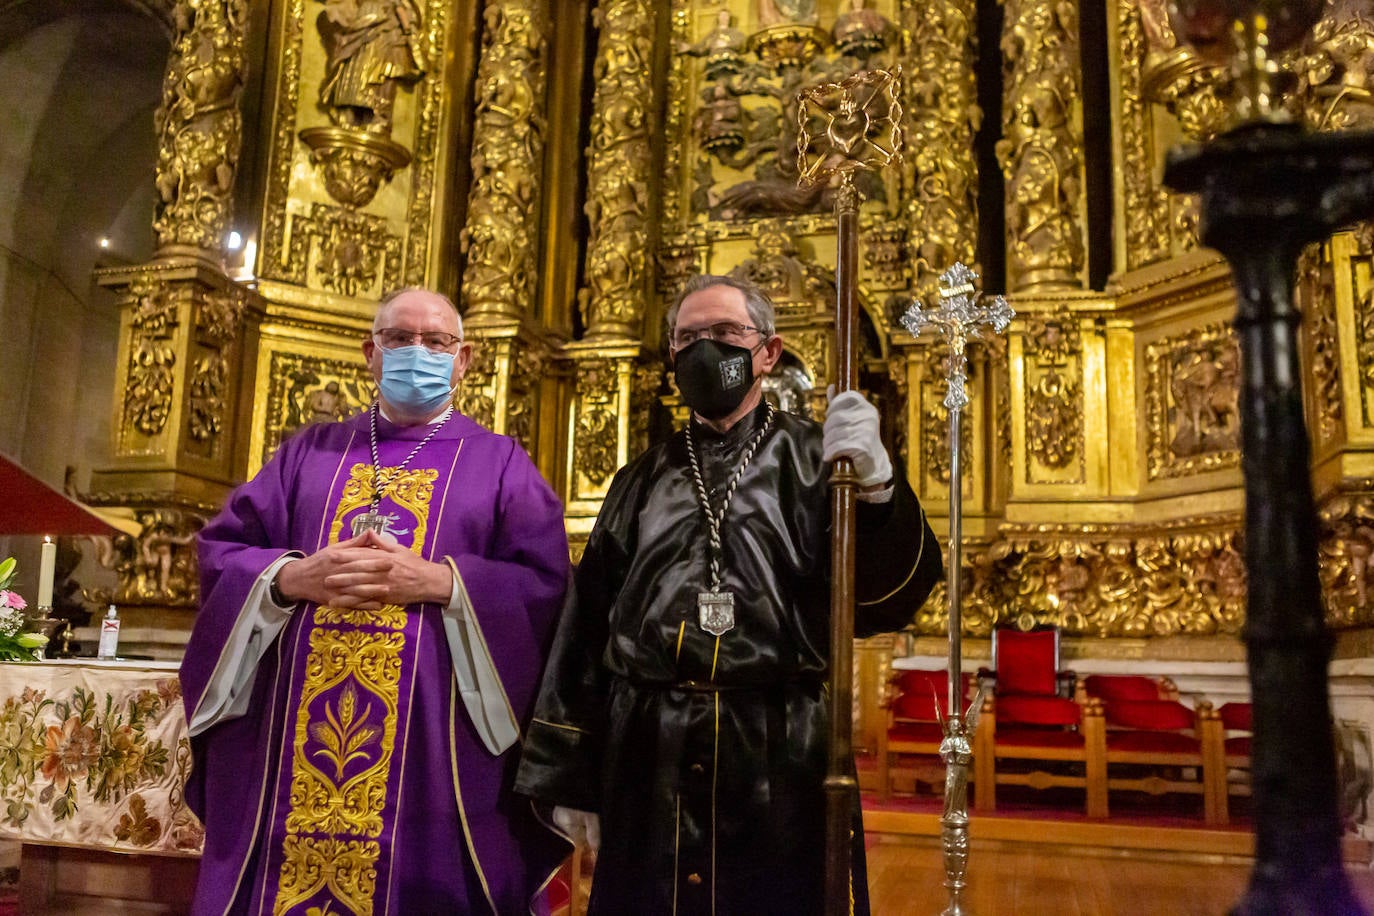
[460,0,550,321]
[565,0,659,543]
[900,0,979,307]
[152,0,248,260]
[582,0,656,339]
[85,0,258,645]
[998,0,1086,292]
[454,1,560,473]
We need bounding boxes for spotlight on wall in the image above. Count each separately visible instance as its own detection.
[98,237,110,249]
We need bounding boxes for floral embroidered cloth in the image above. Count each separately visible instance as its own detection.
[0,660,201,854]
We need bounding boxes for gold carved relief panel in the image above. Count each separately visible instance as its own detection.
[661,1,921,353]
[1144,323,1240,481]
[249,342,376,476]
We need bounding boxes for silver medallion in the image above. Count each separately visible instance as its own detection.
[698,590,735,636]
[351,511,393,537]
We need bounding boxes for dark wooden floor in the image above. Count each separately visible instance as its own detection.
[866,835,1374,916]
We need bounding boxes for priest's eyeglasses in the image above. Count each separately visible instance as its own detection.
[671,321,764,350]
[373,328,463,353]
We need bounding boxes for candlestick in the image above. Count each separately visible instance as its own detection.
[37,536,55,610]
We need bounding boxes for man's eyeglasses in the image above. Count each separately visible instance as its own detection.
[671,321,765,350]
[373,328,463,353]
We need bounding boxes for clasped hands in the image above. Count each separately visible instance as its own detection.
[274,530,451,610]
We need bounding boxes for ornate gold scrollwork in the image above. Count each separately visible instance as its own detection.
[283,203,405,298]
[460,0,550,319]
[1320,487,1374,626]
[1300,242,1344,445]
[1294,0,1374,132]
[1115,0,1174,269]
[727,222,837,319]
[153,0,248,255]
[507,342,546,453]
[998,0,1086,291]
[82,503,209,608]
[456,343,497,432]
[914,518,1247,638]
[1145,323,1240,480]
[573,359,621,487]
[1023,318,1083,479]
[186,286,247,451]
[124,278,180,441]
[299,127,413,211]
[264,353,377,466]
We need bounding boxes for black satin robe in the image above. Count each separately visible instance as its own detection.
[516,402,941,915]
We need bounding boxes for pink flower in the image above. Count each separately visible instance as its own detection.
[0,591,26,611]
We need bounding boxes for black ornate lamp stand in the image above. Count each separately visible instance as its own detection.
[1166,123,1374,916]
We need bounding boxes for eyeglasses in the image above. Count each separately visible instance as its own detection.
[373,328,463,353]
[671,321,765,350]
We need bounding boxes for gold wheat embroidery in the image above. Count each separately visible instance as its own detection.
[309,682,381,783]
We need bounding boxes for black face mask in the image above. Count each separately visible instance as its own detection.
[673,338,756,421]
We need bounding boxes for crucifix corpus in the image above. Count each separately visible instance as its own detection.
[796,66,902,916]
[901,262,1013,915]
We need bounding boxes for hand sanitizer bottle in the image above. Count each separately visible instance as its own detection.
[97,605,121,661]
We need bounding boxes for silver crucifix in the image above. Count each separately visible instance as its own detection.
[900,261,1012,916]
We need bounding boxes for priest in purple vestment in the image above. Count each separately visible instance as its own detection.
[181,287,572,916]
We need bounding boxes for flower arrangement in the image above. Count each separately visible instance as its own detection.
[0,557,48,661]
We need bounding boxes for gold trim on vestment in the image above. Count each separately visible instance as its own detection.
[857,505,927,607]
[239,439,356,916]
[531,716,591,735]
[271,462,436,916]
[449,677,500,916]
[711,691,720,916]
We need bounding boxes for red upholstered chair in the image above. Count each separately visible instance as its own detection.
[877,669,970,801]
[973,627,1107,817]
[1083,675,1229,825]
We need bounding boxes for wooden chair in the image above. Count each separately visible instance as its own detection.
[877,668,968,801]
[1217,700,1253,812]
[974,626,1108,818]
[1083,675,1229,825]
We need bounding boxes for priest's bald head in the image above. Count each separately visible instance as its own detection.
[362,287,473,426]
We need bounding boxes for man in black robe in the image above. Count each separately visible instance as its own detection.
[516,274,942,915]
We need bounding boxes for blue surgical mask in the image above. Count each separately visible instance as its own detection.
[378,345,456,415]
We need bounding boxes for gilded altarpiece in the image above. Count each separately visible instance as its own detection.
[658,0,975,470]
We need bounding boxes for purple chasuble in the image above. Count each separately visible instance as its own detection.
[182,411,572,916]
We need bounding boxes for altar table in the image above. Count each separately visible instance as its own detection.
[0,659,200,855]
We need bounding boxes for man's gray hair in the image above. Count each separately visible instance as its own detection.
[374,286,463,335]
[665,274,777,337]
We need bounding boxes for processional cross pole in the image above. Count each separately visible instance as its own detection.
[796,67,902,916]
[902,263,1011,916]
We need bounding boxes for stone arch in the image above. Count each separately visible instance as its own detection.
[0,1,169,564]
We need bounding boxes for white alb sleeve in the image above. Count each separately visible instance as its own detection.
[442,558,520,755]
[187,554,300,737]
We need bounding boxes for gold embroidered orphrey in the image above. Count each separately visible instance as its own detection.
[272,464,437,915]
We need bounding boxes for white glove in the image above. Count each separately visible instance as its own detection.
[552,805,601,852]
[823,389,893,488]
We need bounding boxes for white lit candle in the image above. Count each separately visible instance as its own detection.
[37,536,55,609]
